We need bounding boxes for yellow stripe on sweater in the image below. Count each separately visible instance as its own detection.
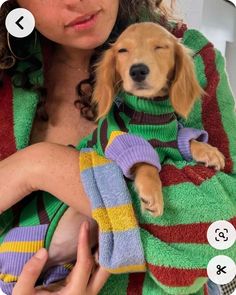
[106,264,147,274]
[64,263,73,271]
[92,204,138,232]
[106,131,126,149]
[0,273,18,283]
[0,240,44,253]
[80,150,112,172]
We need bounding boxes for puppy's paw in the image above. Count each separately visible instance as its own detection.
[135,175,164,217]
[190,141,225,171]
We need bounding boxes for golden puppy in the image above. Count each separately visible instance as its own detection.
[92,22,225,216]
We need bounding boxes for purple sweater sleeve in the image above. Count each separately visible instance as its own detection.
[105,134,161,180]
[177,123,209,161]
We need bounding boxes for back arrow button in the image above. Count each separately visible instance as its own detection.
[5,8,35,38]
[15,16,24,30]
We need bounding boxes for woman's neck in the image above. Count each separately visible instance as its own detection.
[54,44,94,71]
[43,44,93,104]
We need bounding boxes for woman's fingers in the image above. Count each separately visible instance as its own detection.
[12,248,48,295]
[67,222,94,293]
[69,222,110,295]
[87,266,110,295]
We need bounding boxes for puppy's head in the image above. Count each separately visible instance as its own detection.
[93,22,203,120]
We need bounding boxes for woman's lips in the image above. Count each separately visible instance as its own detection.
[66,11,100,31]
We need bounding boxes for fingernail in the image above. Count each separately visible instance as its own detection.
[35,248,47,259]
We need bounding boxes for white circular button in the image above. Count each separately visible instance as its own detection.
[207,220,236,250]
[207,255,236,285]
[0,0,8,8]
[5,8,35,38]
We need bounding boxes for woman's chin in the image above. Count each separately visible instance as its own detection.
[65,32,111,50]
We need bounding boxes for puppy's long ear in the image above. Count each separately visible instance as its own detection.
[169,42,203,118]
[92,48,119,121]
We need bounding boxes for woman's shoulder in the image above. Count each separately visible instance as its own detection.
[181,27,213,54]
[180,26,226,69]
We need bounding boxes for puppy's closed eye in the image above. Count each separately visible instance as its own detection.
[118,48,128,53]
[155,45,169,50]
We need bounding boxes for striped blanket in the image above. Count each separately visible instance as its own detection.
[77,28,236,294]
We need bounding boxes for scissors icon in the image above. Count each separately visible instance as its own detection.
[215,228,229,242]
[216,264,227,275]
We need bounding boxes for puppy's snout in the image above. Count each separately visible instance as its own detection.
[129,63,150,82]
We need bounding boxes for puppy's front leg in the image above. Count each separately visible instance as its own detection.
[190,140,225,170]
[132,163,164,217]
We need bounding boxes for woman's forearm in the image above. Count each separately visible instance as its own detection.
[0,142,91,216]
[30,142,92,217]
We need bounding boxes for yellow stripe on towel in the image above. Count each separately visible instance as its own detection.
[0,241,44,253]
[0,273,18,283]
[80,150,112,172]
[92,204,138,232]
[106,264,147,274]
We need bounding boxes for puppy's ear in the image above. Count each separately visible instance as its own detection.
[92,48,120,121]
[169,42,204,118]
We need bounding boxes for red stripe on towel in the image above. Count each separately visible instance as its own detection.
[141,217,236,244]
[200,44,233,173]
[0,75,16,160]
[148,264,207,287]
[127,273,145,295]
[160,164,216,187]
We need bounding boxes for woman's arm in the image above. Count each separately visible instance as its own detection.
[0,142,91,216]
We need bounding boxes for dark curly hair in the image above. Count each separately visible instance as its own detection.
[0,0,178,121]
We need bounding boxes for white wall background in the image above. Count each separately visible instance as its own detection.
[225,11,236,99]
[175,0,236,98]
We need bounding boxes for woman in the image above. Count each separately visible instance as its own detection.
[0,0,235,294]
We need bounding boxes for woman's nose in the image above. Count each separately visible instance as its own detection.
[64,0,84,11]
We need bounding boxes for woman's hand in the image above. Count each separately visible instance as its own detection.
[0,142,91,216]
[12,222,110,295]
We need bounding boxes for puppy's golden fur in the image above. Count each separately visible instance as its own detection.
[92,22,225,216]
[94,22,202,120]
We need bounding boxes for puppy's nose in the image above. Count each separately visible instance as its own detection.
[129,64,150,82]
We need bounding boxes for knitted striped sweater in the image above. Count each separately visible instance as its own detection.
[0,24,235,295]
[82,92,208,179]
